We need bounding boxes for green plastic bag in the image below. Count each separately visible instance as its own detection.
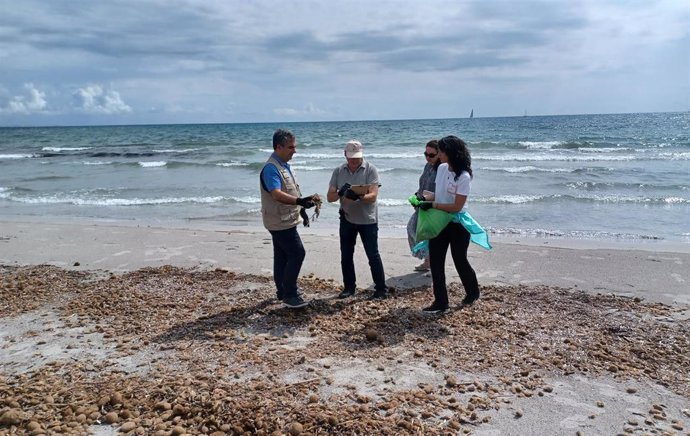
[415,208,453,241]
[408,194,453,241]
[408,194,492,248]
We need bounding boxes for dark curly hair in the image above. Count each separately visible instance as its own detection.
[272,129,295,149]
[438,135,472,180]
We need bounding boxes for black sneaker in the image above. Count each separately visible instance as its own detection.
[338,288,355,299]
[283,295,309,309]
[422,303,448,314]
[277,288,304,301]
[368,290,387,300]
[460,295,479,307]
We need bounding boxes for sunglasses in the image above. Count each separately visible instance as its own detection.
[424,152,437,158]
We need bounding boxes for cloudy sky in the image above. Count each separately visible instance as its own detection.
[0,0,688,126]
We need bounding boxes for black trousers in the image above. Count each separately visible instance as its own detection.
[428,222,479,307]
[269,226,305,300]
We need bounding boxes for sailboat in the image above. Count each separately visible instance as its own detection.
[469,109,474,119]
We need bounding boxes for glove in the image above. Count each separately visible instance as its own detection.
[415,192,426,201]
[300,207,310,227]
[337,183,352,198]
[344,189,360,201]
[296,196,315,209]
[418,201,433,211]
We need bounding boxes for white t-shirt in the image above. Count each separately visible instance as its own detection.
[433,163,471,211]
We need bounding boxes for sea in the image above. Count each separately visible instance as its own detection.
[1,112,689,245]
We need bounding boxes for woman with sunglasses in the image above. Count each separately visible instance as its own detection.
[416,135,480,313]
[406,139,441,271]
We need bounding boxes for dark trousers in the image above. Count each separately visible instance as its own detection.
[269,226,305,299]
[428,222,479,307]
[339,218,387,292]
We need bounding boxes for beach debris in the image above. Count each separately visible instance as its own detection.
[310,193,322,221]
[0,265,688,434]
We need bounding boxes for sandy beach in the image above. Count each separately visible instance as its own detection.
[1,218,689,435]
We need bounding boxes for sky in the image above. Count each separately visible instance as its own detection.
[0,0,688,126]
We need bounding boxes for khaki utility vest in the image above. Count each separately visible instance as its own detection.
[260,156,302,231]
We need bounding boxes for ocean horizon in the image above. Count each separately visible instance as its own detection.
[1,110,684,129]
[1,112,688,244]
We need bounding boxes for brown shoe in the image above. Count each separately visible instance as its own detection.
[414,259,430,272]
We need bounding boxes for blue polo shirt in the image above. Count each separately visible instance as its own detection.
[261,153,294,192]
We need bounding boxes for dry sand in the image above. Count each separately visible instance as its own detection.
[1,218,689,435]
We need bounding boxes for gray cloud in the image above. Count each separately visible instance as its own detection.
[0,0,686,125]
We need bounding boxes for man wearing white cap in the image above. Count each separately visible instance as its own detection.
[326,140,387,300]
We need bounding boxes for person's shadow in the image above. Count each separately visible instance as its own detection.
[150,298,316,344]
[150,271,437,346]
[344,307,451,349]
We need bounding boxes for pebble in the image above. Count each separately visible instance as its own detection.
[289,422,303,435]
[1,265,688,435]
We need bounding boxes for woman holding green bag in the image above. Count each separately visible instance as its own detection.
[406,140,441,271]
[416,136,480,314]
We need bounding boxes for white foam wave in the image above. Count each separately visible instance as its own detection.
[296,152,420,160]
[473,193,689,204]
[577,147,633,153]
[488,227,662,240]
[291,165,333,171]
[475,195,548,204]
[231,196,260,203]
[152,148,199,153]
[295,152,339,159]
[368,152,419,159]
[138,161,167,168]
[576,194,690,204]
[216,162,249,167]
[0,154,34,159]
[518,141,563,149]
[474,154,636,162]
[0,187,9,198]
[8,195,226,206]
[83,161,112,165]
[480,166,573,173]
[659,152,690,160]
[42,147,91,152]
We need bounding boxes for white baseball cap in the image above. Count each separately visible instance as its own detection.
[344,140,363,158]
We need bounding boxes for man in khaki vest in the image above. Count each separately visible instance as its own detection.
[260,129,315,308]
